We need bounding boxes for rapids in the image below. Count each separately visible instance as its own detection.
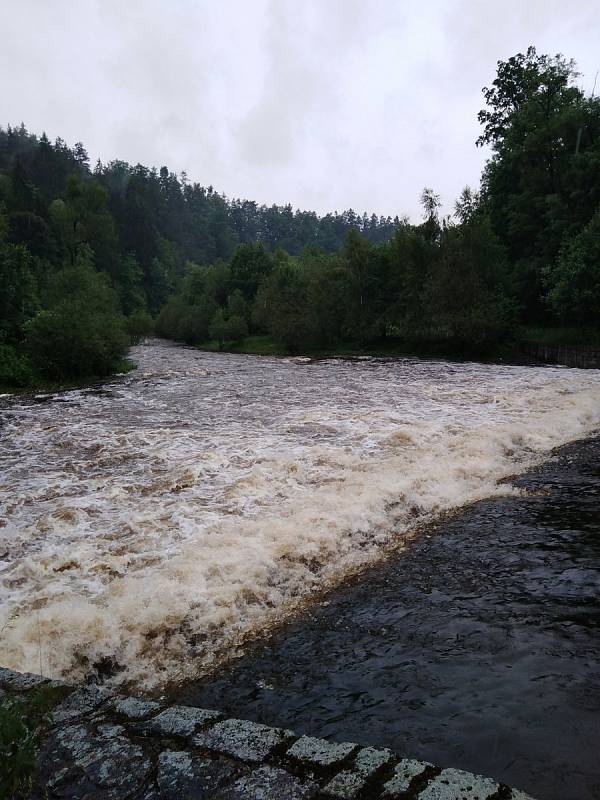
[0,340,599,688]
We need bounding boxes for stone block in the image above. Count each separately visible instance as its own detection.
[51,684,112,723]
[194,718,294,762]
[383,758,432,796]
[216,765,317,799]
[110,695,162,720]
[0,667,50,691]
[353,745,395,777]
[142,704,221,736]
[37,721,152,799]
[286,735,357,769]
[156,749,239,799]
[418,767,499,800]
[322,769,367,798]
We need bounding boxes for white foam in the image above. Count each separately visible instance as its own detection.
[0,341,598,688]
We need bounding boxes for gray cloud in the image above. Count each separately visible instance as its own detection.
[0,0,597,219]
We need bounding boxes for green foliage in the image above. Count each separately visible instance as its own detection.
[0,684,68,799]
[302,250,349,346]
[156,293,217,344]
[155,296,185,340]
[1,58,598,375]
[0,344,34,387]
[478,47,600,322]
[544,208,600,324]
[25,253,128,380]
[227,288,248,321]
[255,262,313,353]
[126,309,154,343]
[342,229,373,343]
[0,240,39,345]
[198,335,287,355]
[209,308,248,350]
[49,175,117,271]
[423,215,515,346]
[477,47,579,150]
[118,255,146,315]
[230,242,273,299]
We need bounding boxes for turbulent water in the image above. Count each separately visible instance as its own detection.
[1,340,599,689]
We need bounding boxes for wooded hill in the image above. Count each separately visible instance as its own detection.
[1,47,598,384]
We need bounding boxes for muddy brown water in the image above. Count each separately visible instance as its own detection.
[173,436,600,800]
[3,340,598,689]
[1,342,599,799]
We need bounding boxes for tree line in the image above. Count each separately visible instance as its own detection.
[1,47,598,385]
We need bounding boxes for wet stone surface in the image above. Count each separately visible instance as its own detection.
[50,684,112,723]
[110,695,162,720]
[382,759,434,797]
[418,768,499,800]
[322,769,368,799]
[287,735,357,769]
[36,720,152,799]
[173,436,600,800]
[156,750,239,799]
[194,717,294,762]
[216,765,317,800]
[140,704,221,737]
[0,666,534,799]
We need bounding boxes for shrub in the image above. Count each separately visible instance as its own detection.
[24,256,129,380]
[125,309,154,344]
[209,309,248,350]
[0,345,33,387]
[25,304,128,380]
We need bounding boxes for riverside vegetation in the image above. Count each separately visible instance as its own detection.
[1,47,599,388]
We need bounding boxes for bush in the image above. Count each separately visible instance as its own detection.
[125,309,154,343]
[0,345,33,387]
[544,208,600,325]
[24,256,129,380]
[155,296,216,344]
[25,304,128,380]
[209,309,248,350]
[0,241,39,346]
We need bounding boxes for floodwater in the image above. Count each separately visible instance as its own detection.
[0,340,599,698]
[174,436,600,800]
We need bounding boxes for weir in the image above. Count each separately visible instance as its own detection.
[3,341,600,691]
[3,345,598,799]
[1,666,535,799]
[519,341,600,369]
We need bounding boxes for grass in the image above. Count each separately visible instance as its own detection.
[0,683,70,799]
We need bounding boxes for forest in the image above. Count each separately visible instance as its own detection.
[1,47,599,386]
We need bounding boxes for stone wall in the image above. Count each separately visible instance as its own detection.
[520,341,600,369]
[1,666,536,800]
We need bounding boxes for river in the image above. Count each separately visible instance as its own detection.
[1,339,599,693]
[173,435,600,800]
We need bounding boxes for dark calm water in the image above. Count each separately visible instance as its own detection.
[174,436,600,800]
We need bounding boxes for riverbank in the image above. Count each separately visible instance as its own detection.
[0,666,536,799]
[193,330,600,368]
[0,358,136,398]
[194,334,524,362]
[172,434,600,800]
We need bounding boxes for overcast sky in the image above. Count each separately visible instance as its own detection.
[1,1,598,220]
